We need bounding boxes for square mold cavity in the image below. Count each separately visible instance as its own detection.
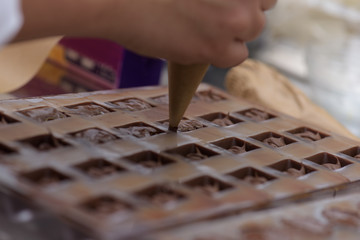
[227,167,276,186]
[69,128,119,145]
[341,147,360,160]
[165,144,219,161]
[0,112,19,125]
[183,175,233,196]
[287,127,329,142]
[74,158,126,178]
[64,102,113,117]
[20,167,72,187]
[0,143,17,155]
[251,132,296,148]
[159,118,206,132]
[198,112,242,127]
[107,98,153,111]
[268,159,316,178]
[19,134,71,151]
[151,95,169,105]
[135,184,186,206]
[211,137,259,154]
[124,151,175,169]
[236,108,276,122]
[194,90,227,102]
[114,122,164,138]
[17,107,68,123]
[80,196,133,216]
[305,153,353,171]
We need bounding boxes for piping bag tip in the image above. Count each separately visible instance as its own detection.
[168,62,209,132]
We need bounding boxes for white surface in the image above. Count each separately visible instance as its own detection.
[0,0,23,47]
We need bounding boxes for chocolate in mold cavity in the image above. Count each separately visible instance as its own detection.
[115,122,164,138]
[64,102,112,117]
[199,112,242,127]
[74,159,125,178]
[227,167,276,186]
[322,207,360,227]
[81,196,132,216]
[288,127,328,142]
[240,224,289,240]
[18,107,68,122]
[166,144,219,161]
[237,108,275,122]
[151,94,169,104]
[184,176,233,196]
[70,128,119,144]
[161,119,205,132]
[0,143,17,155]
[135,185,186,205]
[211,137,259,154]
[0,113,18,125]
[340,146,360,160]
[124,151,175,169]
[281,217,332,236]
[109,98,153,111]
[21,168,71,187]
[194,90,226,102]
[268,160,315,178]
[19,134,70,151]
[194,235,236,240]
[251,132,296,148]
[305,153,352,171]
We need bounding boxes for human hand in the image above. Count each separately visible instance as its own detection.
[103,0,277,68]
[14,0,276,68]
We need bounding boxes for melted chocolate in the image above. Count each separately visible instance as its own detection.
[79,160,122,178]
[84,197,130,215]
[322,158,341,170]
[195,91,225,102]
[141,188,184,205]
[212,115,234,127]
[354,154,360,159]
[263,136,286,148]
[228,145,246,154]
[194,181,221,195]
[117,126,160,138]
[72,128,118,144]
[295,130,322,141]
[322,207,360,227]
[20,107,68,122]
[285,166,306,177]
[282,217,332,236]
[243,175,268,186]
[186,147,208,161]
[243,109,272,121]
[152,95,169,104]
[0,113,17,124]
[23,168,70,187]
[163,119,204,132]
[21,135,69,151]
[111,98,152,111]
[65,103,111,117]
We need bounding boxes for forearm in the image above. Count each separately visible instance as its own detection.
[13,0,120,42]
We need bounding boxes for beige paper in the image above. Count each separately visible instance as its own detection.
[0,36,61,93]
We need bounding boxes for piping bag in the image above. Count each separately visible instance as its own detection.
[168,62,209,131]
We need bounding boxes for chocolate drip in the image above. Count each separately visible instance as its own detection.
[322,158,341,170]
[113,98,152,111]
[244,109,271,121]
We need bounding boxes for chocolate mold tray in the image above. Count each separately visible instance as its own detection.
[0,84,359,239]
[155,192,360,240]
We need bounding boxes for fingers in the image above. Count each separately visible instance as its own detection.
[209,41,249,68]
[261,0,277,11]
